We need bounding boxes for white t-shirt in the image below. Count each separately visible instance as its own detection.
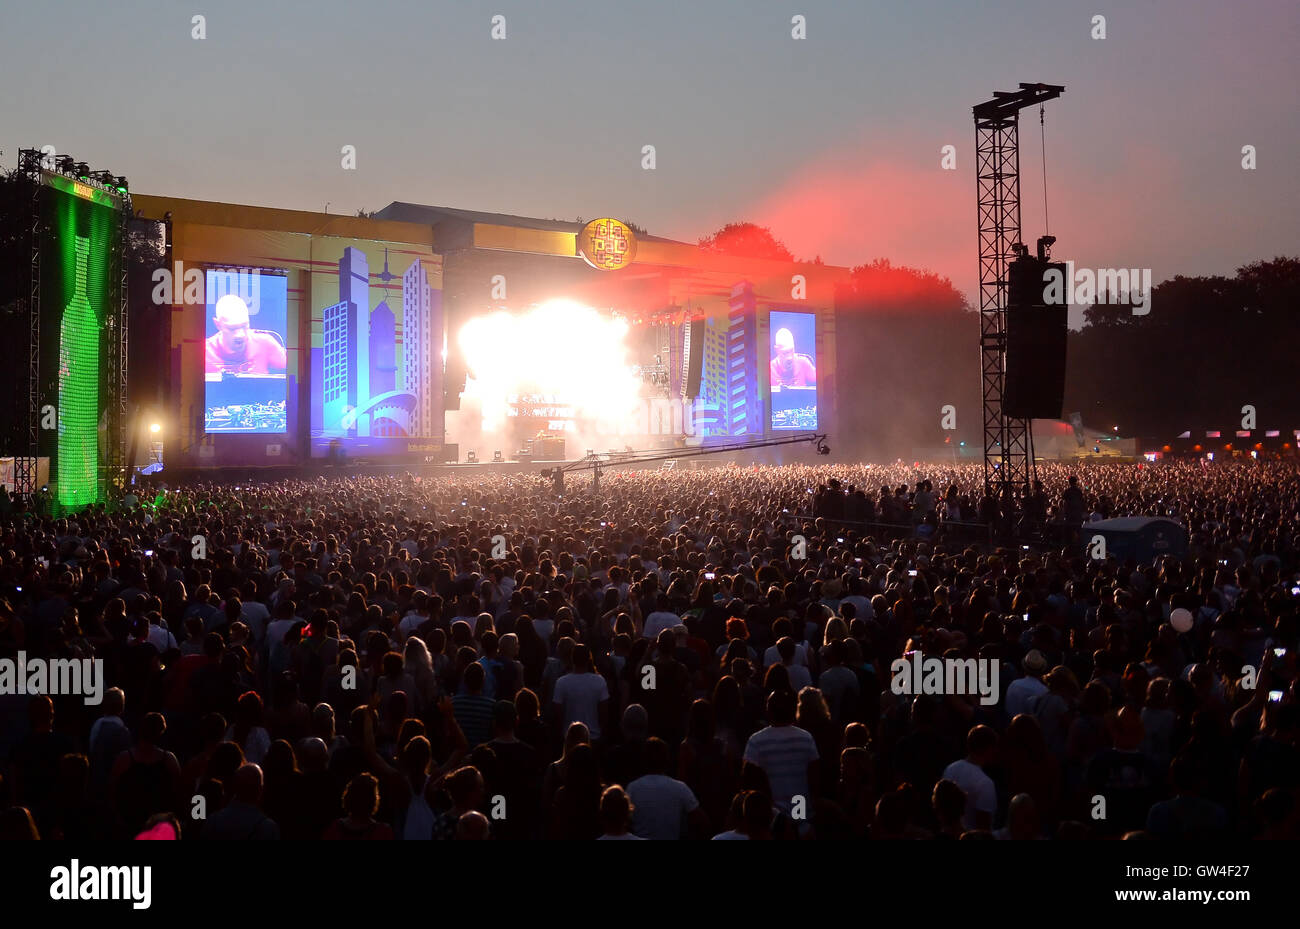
[240,601,270,644]
[742,725,819,814]
[643,611,681,641]
[398,612,427,639]
[763,643,808,669]
[147,623,177,653]
[840,595,873,620]
[552,672,610,739]
[626,774,699,840]
[786,663,813,691]
[1004,676,1048,719]
[942,758,997,830]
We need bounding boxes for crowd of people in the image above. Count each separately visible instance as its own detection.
[0,457,1297,840]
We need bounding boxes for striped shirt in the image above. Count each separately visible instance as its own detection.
[452,693,496,748]
[742,725,820,813]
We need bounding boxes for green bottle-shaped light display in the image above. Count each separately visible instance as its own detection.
[57,235,99,508]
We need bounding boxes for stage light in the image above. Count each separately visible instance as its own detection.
[149,422,161,434]
[457,298,643,433]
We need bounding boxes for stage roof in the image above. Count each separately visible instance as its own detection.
[375,202,684,245]
[133,195,436,246]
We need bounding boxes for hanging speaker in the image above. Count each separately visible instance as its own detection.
[1003,256,1068,420]
[684,318,704,399]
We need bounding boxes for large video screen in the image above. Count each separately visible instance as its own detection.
[203,268,288,433]
[308,241,444,456]
[769,310,817,430]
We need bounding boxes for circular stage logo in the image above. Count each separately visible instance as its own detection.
[577,218,637,271]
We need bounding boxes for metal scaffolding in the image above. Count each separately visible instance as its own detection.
[15,149,44,496]
[104,192,131,499]
[973,83,1063,507]
[12,148,131,504]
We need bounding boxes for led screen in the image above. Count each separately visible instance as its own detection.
[769,309,817,431]
[203,268,288,433]
[308,242,443,455]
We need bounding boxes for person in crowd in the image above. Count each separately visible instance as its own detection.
[596,785,644,840]
[625,737,707,840]
[200,764,280,840]
[322,773,394,840]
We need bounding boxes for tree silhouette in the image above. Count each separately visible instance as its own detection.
[698,222,795,262]
[1063,257,1300,436]
[835,259,980,458]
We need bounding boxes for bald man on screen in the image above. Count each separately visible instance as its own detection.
[770,327,816,387]
[205,294,287,375]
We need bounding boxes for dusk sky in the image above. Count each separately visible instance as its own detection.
[3,0,1296,310]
